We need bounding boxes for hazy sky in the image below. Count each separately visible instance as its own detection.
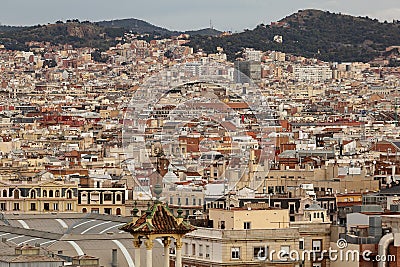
[1,0,400,31]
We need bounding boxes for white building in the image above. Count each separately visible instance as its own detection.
[293,65,333,82]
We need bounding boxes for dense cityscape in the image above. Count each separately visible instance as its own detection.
[1,6,400,267]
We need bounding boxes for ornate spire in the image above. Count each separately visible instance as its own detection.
[146,201,152,216]
[132,201,139,217]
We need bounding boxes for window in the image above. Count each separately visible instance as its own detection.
[199,244,203,257]
[104,208,112,215]
[280,246,290,258]
[13,189,19,199]
[289,203,295,213]
[13,203,20,211]
[231,247,240,259]
[104,193,112,201]
[91,193,100,202]
[193,198,196,205]
[91,208,99,214]
[244,222,251,229]
[312,240,322,252]
[49,190,53,198]
[198,199,202,206]
[43,190,47,197]
[66,203,72,211]
[66,190,72,199]
[185,198,189,205]
[55,190,60,197]
[2,189,7,197]
[30,203,36,211]
[184,243,189,255]
[30,190,36,199]
[299,239,304,250]
[192,244,196,256]
[218,221,225,229]
[170,197,173,204]
[205,245,210,258]
[44,203,49,211]
[116,194,121,202]
[0,203,6,211]
[254,246,267,259]
[53,203,59,211]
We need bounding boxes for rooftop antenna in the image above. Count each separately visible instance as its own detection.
[210,19,213,30]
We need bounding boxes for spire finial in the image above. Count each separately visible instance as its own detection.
[132,201,139,217]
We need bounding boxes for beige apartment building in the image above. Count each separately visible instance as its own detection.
[255,163,380,196]
[178,204,331,267]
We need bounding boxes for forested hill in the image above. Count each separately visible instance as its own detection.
[186,9,400,62]
[0,18,222,51]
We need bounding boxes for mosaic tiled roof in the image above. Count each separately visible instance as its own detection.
[120,202,195,235]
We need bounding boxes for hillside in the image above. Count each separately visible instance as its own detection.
[97,19,221,36]
[0,22,120,51]
[96,18,175,35]
[0,19,222,51]
[0,25,25,32]
[187,9,400,62]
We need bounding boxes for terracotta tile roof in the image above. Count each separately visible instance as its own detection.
[120,202,195,235]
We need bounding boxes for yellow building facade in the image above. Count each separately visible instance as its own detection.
[0,179,78,214]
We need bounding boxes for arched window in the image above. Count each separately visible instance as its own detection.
[66,190,72,199]
[116,194,121,202]
[13,189,19,199]
[43,190,47,197]
[82,208,87,213]
[116,208,121,215]
[55,190,60,197]
[2,189,7,197]
[49,190,53,198]
[30,190,36,199]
